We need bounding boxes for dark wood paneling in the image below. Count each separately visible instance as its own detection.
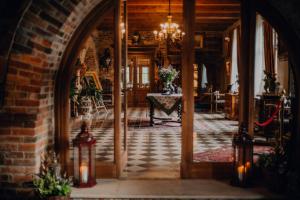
[97,0,240,33]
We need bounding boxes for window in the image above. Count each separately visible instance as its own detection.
[230,28,239,93]
[201,64,208,88]
[254,14,266,96]
[141,66,149,85]
[136,65,150,87]
[194,64,199,96]
[126,66,130,84]
[136,67,139,85]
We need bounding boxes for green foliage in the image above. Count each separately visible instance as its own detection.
[33,172,71,198]
[70,77,78,99]
[256,146,288,176]
[70,76,103,104]
[158,67,179,83]
[33,150,72,198]
[263,70,280,93]
[80,80,102,101]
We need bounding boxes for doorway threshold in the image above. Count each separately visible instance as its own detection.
[71,179,283,199]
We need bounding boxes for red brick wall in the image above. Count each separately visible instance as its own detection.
[0,0,105,197]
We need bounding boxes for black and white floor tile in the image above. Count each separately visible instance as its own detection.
[69,107,238,178]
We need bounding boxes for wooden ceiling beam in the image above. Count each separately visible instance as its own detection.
[105,12,240,18]
[99,24,231,32]
[96,0,240,32]
[126,6,240,14]
[127,0,240,5]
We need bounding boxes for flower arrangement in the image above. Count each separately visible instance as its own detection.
[158,65,179,84]
[33,150,72,199]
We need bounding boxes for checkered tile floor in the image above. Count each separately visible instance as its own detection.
[70,107,238,178]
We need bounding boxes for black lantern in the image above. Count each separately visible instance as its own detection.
[232,123,253,187]
[73,122,96,188]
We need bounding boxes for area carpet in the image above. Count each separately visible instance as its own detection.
[194,146,273,162]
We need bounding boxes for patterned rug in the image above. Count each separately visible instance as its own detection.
[194,146,273,163]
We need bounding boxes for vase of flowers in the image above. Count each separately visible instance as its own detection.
[158,65,179,94]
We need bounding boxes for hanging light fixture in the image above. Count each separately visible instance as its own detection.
[153,0,185,42]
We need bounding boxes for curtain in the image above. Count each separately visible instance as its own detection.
[230,28,239,93]
[236,25,241,75]
[201,64,208,88]
[264,21,275,74]
[254,14,266,96]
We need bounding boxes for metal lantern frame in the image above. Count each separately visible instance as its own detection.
[232,124,253,187]
[73,122,96,188]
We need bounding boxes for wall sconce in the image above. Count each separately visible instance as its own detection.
[73,122,96,188]
[232,123,253,187]
[224,36,231,42]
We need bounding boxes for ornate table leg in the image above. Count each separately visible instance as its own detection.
[149,101,154,126]
[177,101,182,123]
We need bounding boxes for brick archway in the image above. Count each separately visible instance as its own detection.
[54,1,114,171]
[0,0,112,193]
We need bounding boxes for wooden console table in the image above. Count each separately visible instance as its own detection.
[146,93,182,126]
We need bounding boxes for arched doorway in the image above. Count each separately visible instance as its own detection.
[53,0,300,180]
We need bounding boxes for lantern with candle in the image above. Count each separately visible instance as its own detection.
[232,123,253,187]
[73,121,96,188]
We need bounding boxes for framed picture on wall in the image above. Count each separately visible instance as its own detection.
[84,71,102,90]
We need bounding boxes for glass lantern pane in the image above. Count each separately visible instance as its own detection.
[91,145,96,179]
[238,147,244,165]
[80,145,89,184]
[73,147,79,181]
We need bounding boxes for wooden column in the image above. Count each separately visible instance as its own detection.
[123,0,128,150]
[181,0,195,178]
[239,0,256,135]
[114,0,122,177]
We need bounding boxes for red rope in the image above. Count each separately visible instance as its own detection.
[255,100,282,127]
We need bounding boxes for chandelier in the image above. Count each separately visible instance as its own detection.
[153,0,185,42]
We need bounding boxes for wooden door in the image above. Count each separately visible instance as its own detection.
[128,55,151,107]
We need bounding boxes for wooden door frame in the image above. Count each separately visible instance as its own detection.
[128,46,157,90]
[128,46,157,106]
[54,0,119,178]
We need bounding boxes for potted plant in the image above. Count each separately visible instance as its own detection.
[70,77,103,117]
[158,65,179,94]
[256,145,288,193]
[33,150,72,200]
[263,70,280,94]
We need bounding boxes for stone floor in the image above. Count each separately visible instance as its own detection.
[70,108,239,178]
[71,179,283,199]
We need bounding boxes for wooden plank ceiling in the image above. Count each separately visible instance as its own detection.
[98,0,240,33]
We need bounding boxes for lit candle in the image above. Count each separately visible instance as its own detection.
[80,164,89,183]
[246,161,251,169]
[237,165,244,181]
